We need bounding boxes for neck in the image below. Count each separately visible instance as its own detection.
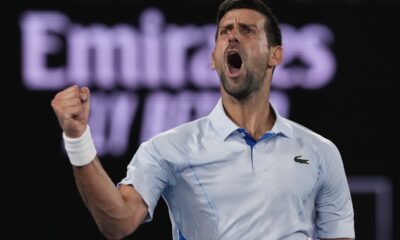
[221,90,275,141]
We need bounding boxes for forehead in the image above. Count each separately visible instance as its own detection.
[219,8,266,27]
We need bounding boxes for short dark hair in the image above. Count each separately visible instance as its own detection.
[215,0,282,47]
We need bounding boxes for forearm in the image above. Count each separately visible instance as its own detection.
[52,87,145,238]
[73,157,137,239]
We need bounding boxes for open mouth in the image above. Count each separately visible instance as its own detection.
[227,51,243,75]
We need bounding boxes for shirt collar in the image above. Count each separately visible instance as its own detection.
[208,98,239,140]
[208,98,294,140]
[270,103,294,139]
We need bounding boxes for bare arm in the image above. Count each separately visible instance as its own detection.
[51,85,147,239]
[73,157,148,239]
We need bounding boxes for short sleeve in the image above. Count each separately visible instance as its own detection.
[118,141,173,222]
[315,142,355,238]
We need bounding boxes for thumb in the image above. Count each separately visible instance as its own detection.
[79,87,91,122]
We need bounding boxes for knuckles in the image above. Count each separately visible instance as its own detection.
[51,86,87,122]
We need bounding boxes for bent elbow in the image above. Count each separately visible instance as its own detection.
[99,224,135,240]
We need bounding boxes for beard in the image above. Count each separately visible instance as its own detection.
[219,63,265,101]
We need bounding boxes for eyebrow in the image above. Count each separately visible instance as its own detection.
[220,22,258,30]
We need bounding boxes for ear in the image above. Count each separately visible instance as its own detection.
[211,51,216,69]
[268,46,283,67]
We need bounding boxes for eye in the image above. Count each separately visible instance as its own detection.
[220,29,228,35]
[243,26,253,34]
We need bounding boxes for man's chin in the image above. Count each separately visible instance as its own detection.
[222,83,251,101]
[226,68,244,79]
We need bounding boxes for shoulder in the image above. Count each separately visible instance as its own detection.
[282,117,340,157]
[281,118,345,182]
[141,116,212,158]
[154,116,209,142]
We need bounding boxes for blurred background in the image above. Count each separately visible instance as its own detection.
[7,0,398,239]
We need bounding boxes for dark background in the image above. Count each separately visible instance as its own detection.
[7,0,399,239]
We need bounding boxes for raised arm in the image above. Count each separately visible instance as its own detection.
[51,85,148,239]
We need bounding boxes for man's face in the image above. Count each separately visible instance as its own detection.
[213,9,272,100]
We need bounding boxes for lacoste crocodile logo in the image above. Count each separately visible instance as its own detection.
[294,155,309,164]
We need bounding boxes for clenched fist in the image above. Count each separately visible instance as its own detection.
[51,85,91,138]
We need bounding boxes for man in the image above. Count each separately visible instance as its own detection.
[51,0,355,239]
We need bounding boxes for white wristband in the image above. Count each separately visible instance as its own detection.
[63,125,97,166]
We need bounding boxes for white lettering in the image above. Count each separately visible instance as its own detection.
[140,91,219,142]
[20,11,69,89]
[190,25,220,88]
[274,24,335,89]
[90,92,139,155]
[140,90,289,142]
[141,9,163,88]
[19,9,335,156]
[20,10,336,91]
[270,90,290,117]
[68,24,140,89]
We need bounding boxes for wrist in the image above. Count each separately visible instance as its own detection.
[63,125,87,139]
[63,125,97,166]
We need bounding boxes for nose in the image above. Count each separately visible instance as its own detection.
[228,27,239,42]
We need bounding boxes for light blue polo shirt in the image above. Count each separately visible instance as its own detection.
[119,98,355,240]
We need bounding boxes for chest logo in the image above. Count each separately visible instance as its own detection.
[294,155,309,164]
